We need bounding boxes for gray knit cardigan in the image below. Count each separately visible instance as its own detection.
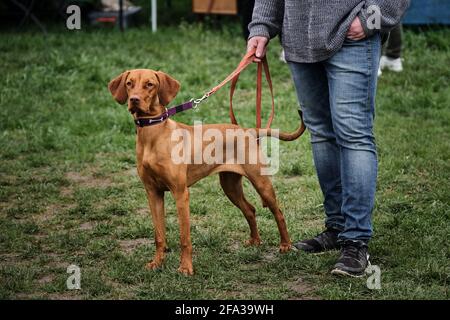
[248,0,410,63]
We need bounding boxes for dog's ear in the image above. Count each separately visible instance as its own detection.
[108,71,130,104]
[156,71,180,106]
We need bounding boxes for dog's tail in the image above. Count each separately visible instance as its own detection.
[255,110,307,141]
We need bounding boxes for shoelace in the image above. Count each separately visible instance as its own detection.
[315,229,336,248]
[341,244,363,260]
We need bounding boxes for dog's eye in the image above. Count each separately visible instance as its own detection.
[126,81,132,86]
[147,82,153,88]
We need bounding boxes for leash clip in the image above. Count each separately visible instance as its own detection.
[191,93,209,109]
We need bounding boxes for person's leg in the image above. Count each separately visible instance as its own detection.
[323,34,381,276]
[380,25,403,72]
[288,62,345,252]
[238,0,255,40]
[324,35,380,244]
[385,24,403,59]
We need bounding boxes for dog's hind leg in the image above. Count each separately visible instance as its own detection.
[219,172,261,246]
[246,172,291,252]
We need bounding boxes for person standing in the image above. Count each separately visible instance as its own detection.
[247,1,410,277]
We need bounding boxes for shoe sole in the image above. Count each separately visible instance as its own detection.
[330,268,365,278]
[292,246,339,255]
[387,68,403,72]
[311,249,339,255]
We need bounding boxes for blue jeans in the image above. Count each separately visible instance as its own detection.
[289,34,381,242]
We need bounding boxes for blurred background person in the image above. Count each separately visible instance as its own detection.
[239,0,255,39]
[379,24,404,75]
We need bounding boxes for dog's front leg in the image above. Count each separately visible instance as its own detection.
[173,187,194,275]
[145,189,167,270]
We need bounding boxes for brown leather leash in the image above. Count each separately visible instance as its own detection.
[205,47,275,129]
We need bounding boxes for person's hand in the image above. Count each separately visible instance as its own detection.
[346,16,366,40]
[247,36,269,62]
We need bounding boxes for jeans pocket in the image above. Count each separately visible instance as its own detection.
[345,36,366,43]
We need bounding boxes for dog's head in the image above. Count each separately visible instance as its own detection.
[108,69,180,115]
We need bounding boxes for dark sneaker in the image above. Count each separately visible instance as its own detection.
[331,240,369,277]
[293,228,341,253]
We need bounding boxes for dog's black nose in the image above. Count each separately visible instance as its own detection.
[130,96,140,104]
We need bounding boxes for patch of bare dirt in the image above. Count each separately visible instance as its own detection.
[60,169,114,198]
[298,219,324,230]
[240,260,265,271]
[79,221,95,231]
[65,171,112,189]
[36,201,76,225]
[60,187,73,197]
[239,282,271,296]
[39,252,68,270]
[262,251,276,262]
[0,253,22,266]
[118,238,153,253]
[45,292,84,300]
[37,203,67,224]
[137,207,149,217]
[37,275,54,285]
[288,277,319,300]
[46,260,68,270]
[125,168,138,177]
[16,291,84,300]
[229,240,241,251]
[206,288,244,299]
[33,233,47,240]
[0,174,17,186]
[283,176,302,183]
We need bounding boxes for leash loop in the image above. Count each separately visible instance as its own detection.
[227,48,275,129]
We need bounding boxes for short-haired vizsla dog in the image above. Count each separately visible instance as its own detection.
[108,69,305,275]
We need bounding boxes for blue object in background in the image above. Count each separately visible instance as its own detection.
[403,0,450,25]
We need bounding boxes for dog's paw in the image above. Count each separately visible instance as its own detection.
[145,260,162,270]
[177,265,194,276]
[279,243,292,253]
[244,238,262,247]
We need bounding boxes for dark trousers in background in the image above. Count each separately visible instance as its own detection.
[384,24,403,59]
[238,0,255,39]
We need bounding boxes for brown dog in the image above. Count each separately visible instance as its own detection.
[108,69,305,275]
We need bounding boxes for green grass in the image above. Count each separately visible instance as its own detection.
[0,24,449,300]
